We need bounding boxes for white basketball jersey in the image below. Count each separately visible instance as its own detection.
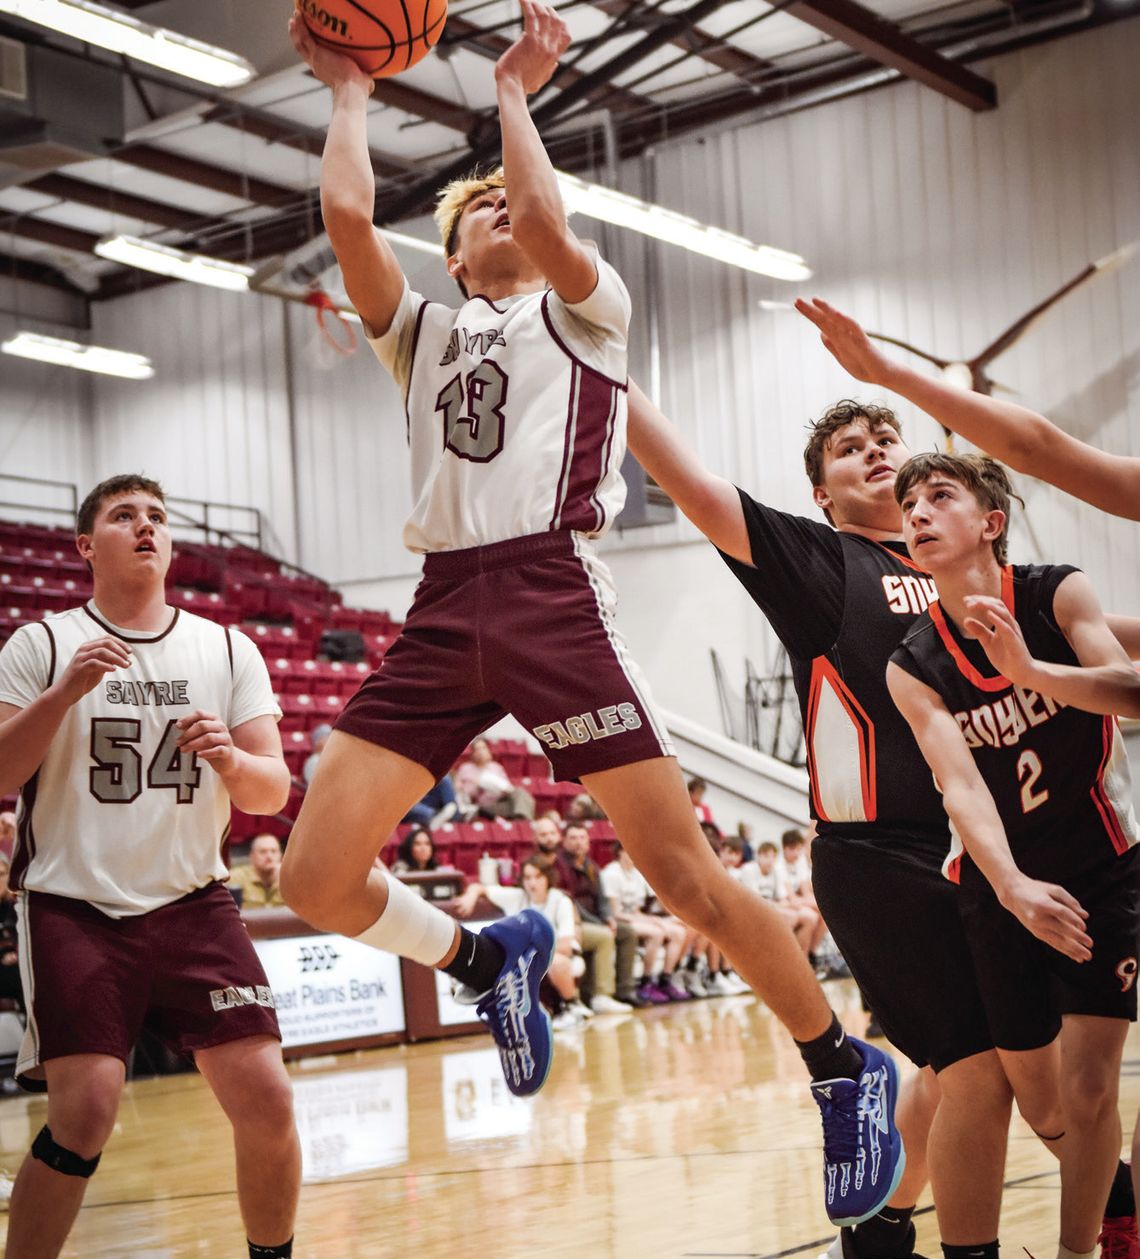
[0,604,280,917]
[369,247,631,553]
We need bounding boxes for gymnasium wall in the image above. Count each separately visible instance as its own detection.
[5,17,1137,738]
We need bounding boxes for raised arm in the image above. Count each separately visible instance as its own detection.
[494,0,596,304]
[797,297,1140,521]
[626,381,750,562]
[1106,614,1140,661]
[289,15,406,335]
[886,661,1092,962]
[962,572,1140,717]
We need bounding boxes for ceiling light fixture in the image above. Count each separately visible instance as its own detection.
[95,235,255,291]
[0,0,255,87]
[556,171,811,282]
[2,331,153,379]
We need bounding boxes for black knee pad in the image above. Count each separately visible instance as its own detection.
[31,1125,101,1178]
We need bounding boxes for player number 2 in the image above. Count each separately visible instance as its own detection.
[1016,749,1049,814]
[90,718,201,805]
[436,361,508,463]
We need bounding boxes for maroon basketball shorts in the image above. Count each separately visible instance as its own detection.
[336,531,675,781]
[17,882,280,1088]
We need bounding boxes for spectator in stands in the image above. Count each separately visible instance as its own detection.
[556,824,639,1012]
[735,820,755,862]
[455,737,535,820]
[0,854,20,1005]
[688,777,715,827]
[391,827,439,874]
[454,855,585,1029]
[564,793,605,822]
[531,815,562,856]
[601,844,691,1003]
[778,829,829,973]
[302,724,333,787]
[401,774,470,829]
[0,811,15,859]
[732,839,820,959]
[229,834,287,909]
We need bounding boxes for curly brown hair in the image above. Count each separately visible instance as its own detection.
[802,400,902,488]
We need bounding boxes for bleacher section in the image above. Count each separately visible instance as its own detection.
[0,518,618,875]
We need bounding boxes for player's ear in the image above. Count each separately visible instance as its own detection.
[981,509,1005,544]
[446,253,462,280]
[811,483,833,514]
[75,533,94,562]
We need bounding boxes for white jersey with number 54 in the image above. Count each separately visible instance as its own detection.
[0,604,280,918]
[368,246,631,554]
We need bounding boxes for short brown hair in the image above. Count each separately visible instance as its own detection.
[802,400,902,488]
[77,475,165,537]
[894,452,1022,566]
[523,852,560,888]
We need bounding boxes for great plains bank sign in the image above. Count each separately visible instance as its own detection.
[253,934,406,1049]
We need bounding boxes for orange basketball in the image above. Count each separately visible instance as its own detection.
[297,0,447,78]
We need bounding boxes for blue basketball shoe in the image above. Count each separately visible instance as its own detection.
[463,908,556,1097]
[810,1037,906,1226]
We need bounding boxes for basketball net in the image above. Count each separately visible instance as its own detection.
[302,288,359,371]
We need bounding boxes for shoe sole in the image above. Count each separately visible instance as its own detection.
[829,1051,907,1227]
[525,921,558,1095]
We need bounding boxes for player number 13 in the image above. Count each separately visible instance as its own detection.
[435,361,508,463]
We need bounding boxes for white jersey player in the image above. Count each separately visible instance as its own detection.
[287,0,903,1226]
[0,475,300,1259]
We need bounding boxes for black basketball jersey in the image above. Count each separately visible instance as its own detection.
[891,564,1137,882]
[722,491,949,854]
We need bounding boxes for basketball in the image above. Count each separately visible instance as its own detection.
[296,0,448,78]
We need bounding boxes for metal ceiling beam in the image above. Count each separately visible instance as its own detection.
[115,145,297,208]
[369,78,480,133]
[25,173,201,232]
[0,217,100,255]
[0,252,86,294]
[785,0,996,110]
[201,102,414,179]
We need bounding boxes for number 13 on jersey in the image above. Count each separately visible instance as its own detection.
[436,361,509,463]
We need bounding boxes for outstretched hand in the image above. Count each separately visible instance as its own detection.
[288,10,375,93]
[963,594,1033,685]
[495,0,571,94]
[795,297,894,385]
[1001,875,1092,963]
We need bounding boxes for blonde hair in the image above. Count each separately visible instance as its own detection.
[434,167,506,261]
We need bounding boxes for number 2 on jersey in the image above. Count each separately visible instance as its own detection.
[90,718,201,804]
[1016,748,1049,814]
[436,361,508,463]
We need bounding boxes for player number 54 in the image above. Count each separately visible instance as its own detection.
[90,718,201,804]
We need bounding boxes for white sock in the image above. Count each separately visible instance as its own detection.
[1057,1246,1095,1259]
[354,873,457,967]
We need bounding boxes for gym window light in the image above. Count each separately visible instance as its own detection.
[555,171,811,282]
[0,0,255,88]
[2,331,154,379]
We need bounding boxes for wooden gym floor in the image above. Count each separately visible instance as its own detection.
[0,979,1134,1257]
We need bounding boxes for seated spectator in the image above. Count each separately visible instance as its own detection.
[743,840,821,959]
[402,774,472,829]
[601,844,691,1003]
[391,826,441,874]
[778,829,829,971]
[735,820,755,863]
[530,815,562,856]
[688,777,716,827]
[0,855,20,1005]
[556,823,640,1012]
[228,833,286,909]
[454,854,586,1029]
[455,737,535,820]
[0,811,15,859]
[564,793,605,822]
[302,723,333,786]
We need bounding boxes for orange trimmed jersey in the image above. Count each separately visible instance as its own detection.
[891,564,1137,881]
[721,490,947,852]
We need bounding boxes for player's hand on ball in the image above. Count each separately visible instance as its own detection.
[175,710,236,772]
[796,298,894,385]
[963,595,1034,684]
[289,11,375,93]
[57,636,132,704]
[495,0,571,94]
[1001,874,1092,963]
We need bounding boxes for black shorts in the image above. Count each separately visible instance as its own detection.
[812,833,993,1072]
[958,845,1140,1051]
[336,531,674,781]
[17,882,280,1089]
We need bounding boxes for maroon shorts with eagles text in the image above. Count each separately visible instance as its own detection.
[17,881,279,1090]
[336,531,674,782]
